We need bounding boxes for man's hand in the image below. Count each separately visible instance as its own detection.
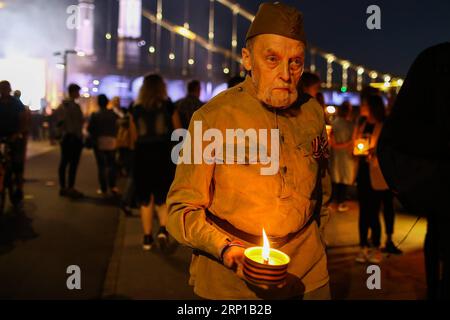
[222,245,245,270]
[222,246,285,290]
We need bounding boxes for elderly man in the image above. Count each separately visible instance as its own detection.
[167,2,331,300]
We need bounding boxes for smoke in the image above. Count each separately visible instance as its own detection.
[0,0,76,61]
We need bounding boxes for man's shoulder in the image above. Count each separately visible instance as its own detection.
[195,85,249,118]
[300,96,325,122]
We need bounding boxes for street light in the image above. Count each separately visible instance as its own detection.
[53,50,84,92]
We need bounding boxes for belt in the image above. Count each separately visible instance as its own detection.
[205,209,316,249]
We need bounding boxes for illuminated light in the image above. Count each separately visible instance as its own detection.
[341,86,347,93]
[397,79,404,86]
[83,93,90,98]
[357,67,364,75]
[231,40,238,47]
[156,12,162,20]
[342,61,350,69]
[92,87,98,93]
[223,67,230,74]
[75,1,95,56]
[76,51,86,57]
[383,81,391,88]
[82,87,89,93]
[0,57,46,110]
[148,46,155,53]
[138,40,146,47]
[56,63,65,70]
[183,22,190,29]
[169,53,175,60]
[207,64,212,70]
[93,80,100,85]
[105,33,112,40]
[326,54,335,63]
[174,26,196,40]
[357,143,365,151]
[326,105,336,114]
[208,32,214,40]
[188,58,195,65]
[384,75,391,82]
[370,71,378,79]
[262,228,270,264]
[118,0,142,38]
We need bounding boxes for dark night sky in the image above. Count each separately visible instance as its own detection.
[1,0,449,79]
[235,0,450,77]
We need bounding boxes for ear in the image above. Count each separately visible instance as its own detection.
[241,47,252,72]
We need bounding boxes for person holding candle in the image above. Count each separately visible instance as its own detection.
[167,2,331,300]
[353,94,401,263]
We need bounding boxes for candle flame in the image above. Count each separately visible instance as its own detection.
[357,143,365,150]
[262,228,270,263]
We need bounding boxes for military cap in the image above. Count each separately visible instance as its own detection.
[245,2,307,45]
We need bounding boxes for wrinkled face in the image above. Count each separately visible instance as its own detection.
[242,34,305,107]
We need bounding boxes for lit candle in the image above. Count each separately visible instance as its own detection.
[262,228,270,265]
[353,138,370,156]
[243,228,290,286]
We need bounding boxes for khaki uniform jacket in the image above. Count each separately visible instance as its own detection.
[167,76,331,299]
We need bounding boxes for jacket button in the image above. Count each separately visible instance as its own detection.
[237,87,243,92]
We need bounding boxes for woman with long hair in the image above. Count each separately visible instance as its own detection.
[354,94,399,264]
[133,74,182,250]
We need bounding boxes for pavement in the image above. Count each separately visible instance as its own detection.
[106,193,428,300]
[325,201,427,299]
[0,140,429,299]
[0,141,120,299]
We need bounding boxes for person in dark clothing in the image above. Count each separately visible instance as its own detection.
[378,43,450,300]
[133,74,182,251]
[0,80,26,205]
[175,80,203,129]
[354,95,399,264]
[54,83,85,199]
[88,94,119,195]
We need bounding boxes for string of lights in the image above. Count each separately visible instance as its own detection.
[141,9,242,70]
[141,0,402,89]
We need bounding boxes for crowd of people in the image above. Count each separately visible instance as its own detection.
[48,76,205,251]
[1,60,447,300]
[299,71,403,265]
[1,70,404,260]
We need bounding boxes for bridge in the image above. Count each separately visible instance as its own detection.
[45,1,408,106]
